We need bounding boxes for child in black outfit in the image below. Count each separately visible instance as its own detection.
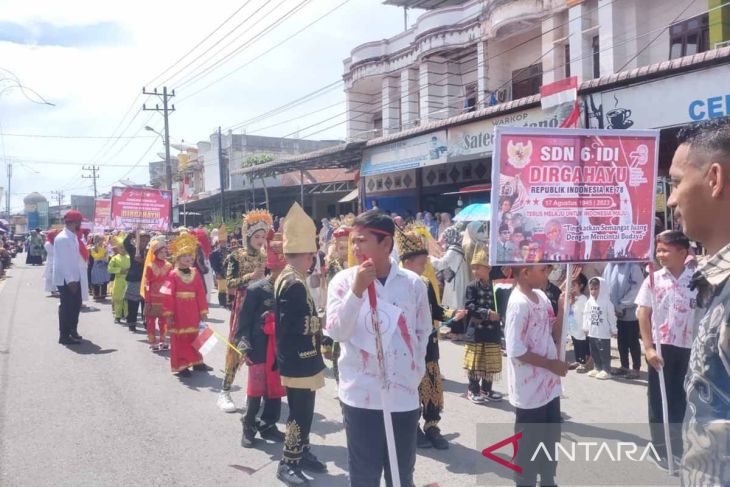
[463,244,503,404]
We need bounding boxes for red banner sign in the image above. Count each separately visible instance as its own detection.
[93,199,111,231]
[110,187,172,232]
[490,127,659,265]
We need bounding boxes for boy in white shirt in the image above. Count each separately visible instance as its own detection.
[583,277,617,379]
[636,230,696,471]
[505,265,567,487]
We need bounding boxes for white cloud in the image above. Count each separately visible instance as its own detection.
[1,0,404,214]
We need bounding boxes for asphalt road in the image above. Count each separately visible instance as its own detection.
[0,257,680,487]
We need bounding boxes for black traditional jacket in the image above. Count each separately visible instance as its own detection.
[274,266,325,378]
[234,277,274,365]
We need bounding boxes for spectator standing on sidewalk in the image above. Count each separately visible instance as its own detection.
[603,262,644,379]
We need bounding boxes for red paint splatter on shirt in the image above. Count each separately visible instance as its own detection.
[397,314,414,358]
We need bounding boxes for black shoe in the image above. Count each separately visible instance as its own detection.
[300,449,327,473]
[70,333,82,340]
[192,363,213,372]
[417,427,432,449]
[483,391,503,402]
[276,463,309,486]
[241,422,257,448]
[259,423,286,443]
[58,337,80,345]
[176,369,192,377]
[426,427,449,450]
[128,324,136,332]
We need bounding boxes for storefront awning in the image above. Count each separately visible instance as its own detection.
[338,188,359,203]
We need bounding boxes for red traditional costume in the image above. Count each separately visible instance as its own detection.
[162,233,209,374]
[142,236,172,348]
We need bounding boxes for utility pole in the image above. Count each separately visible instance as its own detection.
[82,165,99,199]
[217,127,226,220]
[5,162,10,218]
[50,190,64,223]
[142,86,175,192]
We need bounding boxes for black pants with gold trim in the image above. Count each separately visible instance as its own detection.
[419,361,443,432]
[282,387,316,465]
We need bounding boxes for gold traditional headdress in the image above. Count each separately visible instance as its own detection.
[169,232,199,259]
[148,235,167,255]
[282,202,316,254]
[395,225,428,261]
[471,243,489,267]
[243,209,273,239]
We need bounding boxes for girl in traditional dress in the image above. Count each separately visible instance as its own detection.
[217,210,271,412]
[107,236,130,323]
[162,232,212,377]
[90,235,111,300]
[142,236,172,350]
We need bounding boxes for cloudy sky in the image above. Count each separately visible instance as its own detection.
[0,0,408,213]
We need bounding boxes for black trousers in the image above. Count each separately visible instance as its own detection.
[126,298,144,324]
[647,344,690,459]
[58,283,82,339]
[617,320,641,370]
[514,397,561,487]
[570,336,590,364]
[282,387,316,465]
[244,395,281,428]
[217,292,227,308]
[342,403,418,487]
[588,337,611,373]
[468,378,493,395]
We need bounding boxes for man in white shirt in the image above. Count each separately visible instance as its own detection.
[636,230,696,471]
[505,265,567,487]
[326,211,431,487]
[52,210,85,345]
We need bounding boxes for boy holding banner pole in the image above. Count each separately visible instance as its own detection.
[636,231,695,473]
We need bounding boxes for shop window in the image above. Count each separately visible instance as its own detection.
[669,14,709,59]
[592,36,600,78]
[564,44,571,78]
[512,64,543,99]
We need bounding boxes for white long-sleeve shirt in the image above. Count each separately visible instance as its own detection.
[52,228,83,287]
[326,261,431,412]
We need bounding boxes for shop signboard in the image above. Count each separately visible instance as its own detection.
[447,104,577,163]
[489,127,659,265]
[361,130,447,176]
[585,64,730,130]
[110,186,172,232]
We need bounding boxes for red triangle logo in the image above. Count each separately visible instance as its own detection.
[481,431,523,474]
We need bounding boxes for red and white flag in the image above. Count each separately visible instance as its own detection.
[540,76,580,128]
[192,326,219,356]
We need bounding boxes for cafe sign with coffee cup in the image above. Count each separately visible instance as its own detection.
[585,63,730,130]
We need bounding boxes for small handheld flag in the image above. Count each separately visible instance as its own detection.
[192,326,242,357]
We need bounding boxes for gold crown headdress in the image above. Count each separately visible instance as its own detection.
[169,232,199,260]
[243,209,273,238]
[471,242,489,267]
[395,225,428,261]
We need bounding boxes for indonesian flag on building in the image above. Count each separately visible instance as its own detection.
[192,325,219,356]
[540,76,580,128]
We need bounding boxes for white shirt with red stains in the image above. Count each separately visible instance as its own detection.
[505,288,562,410]
[326,260,431,412]
[635,266,696,349]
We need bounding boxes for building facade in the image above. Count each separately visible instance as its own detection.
[341,0,729,216]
